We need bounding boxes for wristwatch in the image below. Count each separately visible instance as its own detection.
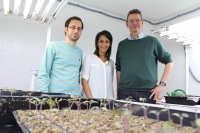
[159,81,166,86]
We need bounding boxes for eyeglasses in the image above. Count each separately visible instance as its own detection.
[128,19,142,23]
[68,26,83,31]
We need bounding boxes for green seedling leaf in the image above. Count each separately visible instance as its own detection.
[42,98,47,101]
[149,110,157,114]
[139,97,146,102]
[55,98,58,102]
[125,96,133,101]
[8,88,17,93]
[26,98,32,101]
[124,104,129,107]
[71,95,79,99]
[3,87,8,91]
[46,99,55,105]
[101,107,107,110]
[182,113,188,118]
[32,97,41,102]
[195,118,200,127]
[51,108,59,112]
[81,101,89,105]
[128,99,134,102]
[58,98,62,102]
[111,97,117,100]
[160,108,168,112]
[30,100,36,104]
[172,113,180,117]
[114,103,119,107]
[163,119,173,130]
[90,100,98,104]
[102,103,108,108]
[81,101,86,104]
[139,97,143,101]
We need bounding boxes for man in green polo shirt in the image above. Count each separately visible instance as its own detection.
[115,9,174,103]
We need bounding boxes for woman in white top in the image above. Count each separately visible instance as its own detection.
[82,30,114,99]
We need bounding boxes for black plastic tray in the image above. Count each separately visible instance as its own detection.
[0,90,66,96]
[165,96,200,105]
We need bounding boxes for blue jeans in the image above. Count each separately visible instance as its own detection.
[117,89,156,104]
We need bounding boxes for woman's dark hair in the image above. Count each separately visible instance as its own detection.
[64,16,84,35]
[94,30,113,61]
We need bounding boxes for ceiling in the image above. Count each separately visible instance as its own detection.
[0,0,199,24]
[70,0,200,22]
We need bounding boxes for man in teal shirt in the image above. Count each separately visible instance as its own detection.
[116,9,174,103]
[37,16,84,95]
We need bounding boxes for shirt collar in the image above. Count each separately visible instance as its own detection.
[128,32,147,40]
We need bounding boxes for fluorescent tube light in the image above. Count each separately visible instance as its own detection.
[23,0,33,20]
[3,0,10,16]
[48,0,68,24]
[176,35,200,42]
[14,0,21,15]
[40,0,57,24]
[155,16,200,46]
[31,0,45,19]
[167,30,200,40]
[182,40,200,45]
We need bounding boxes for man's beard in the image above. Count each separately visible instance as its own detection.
[68,35,80,42]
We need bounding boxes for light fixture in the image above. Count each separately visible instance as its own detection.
[167,30,200,40]
[1,0,67,24]
[182,40,200,45]
[3,0,10,16]
[14,0,21,15]
[48,0,69,24]
[40,0,57,24]
[23,0,33,20]
[176,35,200,42]
[31,0,45,19]
[155,16,200,46]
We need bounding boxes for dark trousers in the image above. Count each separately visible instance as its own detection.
[117,89,156,104]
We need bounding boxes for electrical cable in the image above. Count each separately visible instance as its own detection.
[68,2,200,25]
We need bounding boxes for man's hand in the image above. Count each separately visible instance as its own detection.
[149,85,165,100]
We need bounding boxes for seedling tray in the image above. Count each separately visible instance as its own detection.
[114,100,200,127]
[0,90,66,96]
[165,96,200,105]
[13,110,67,133]
[13,109,156,133]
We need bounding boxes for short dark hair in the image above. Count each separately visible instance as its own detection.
[94,30,113,61]
[64,16,84,35]
[127,9,142,22]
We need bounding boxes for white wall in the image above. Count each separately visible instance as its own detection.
[155,36,186,97]
[0,3,199,97]
[0,13,47,91]
[188,45,200,95]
